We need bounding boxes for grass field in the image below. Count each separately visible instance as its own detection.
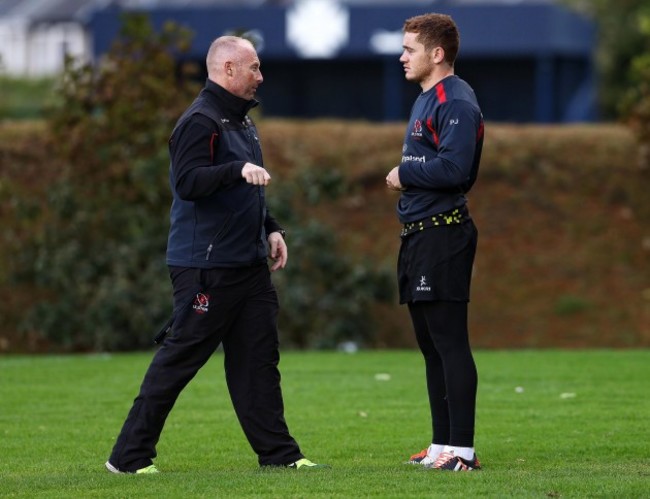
[1,349,648,497]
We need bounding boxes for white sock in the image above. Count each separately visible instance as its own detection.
[427,443,446,461]
[443,445,475,461]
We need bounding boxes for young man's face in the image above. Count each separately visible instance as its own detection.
[399,31,435,85]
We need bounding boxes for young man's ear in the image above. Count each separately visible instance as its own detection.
[431,47,445,64]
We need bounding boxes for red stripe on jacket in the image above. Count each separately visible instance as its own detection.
[209,132,219,163]
[435,82,447,104]
[426,117,439,146]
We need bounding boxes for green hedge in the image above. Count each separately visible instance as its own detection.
[2,120,648,352]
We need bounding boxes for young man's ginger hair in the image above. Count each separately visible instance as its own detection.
[403,13,460,66]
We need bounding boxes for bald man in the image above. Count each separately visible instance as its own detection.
[105,36,326,474]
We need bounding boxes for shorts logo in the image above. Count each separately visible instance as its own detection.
[193,293,210,314]
[416,275,431,292]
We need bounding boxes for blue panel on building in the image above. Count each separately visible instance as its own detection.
[88,2,597,123]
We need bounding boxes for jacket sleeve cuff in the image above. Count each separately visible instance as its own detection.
[264,213,283,236]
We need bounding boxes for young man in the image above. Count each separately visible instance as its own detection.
[386,13,484,472]
[105,36,325,473]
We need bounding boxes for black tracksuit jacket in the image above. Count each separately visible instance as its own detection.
[166,79,282,268]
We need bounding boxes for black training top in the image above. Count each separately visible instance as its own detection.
[397,75,484,224]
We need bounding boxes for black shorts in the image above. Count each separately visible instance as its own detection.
[397,220,477,304]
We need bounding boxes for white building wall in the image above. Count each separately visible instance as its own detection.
[0,19,29,75]
[0,19,90,77]
[27,23,90,76]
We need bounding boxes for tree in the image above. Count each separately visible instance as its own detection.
[561,0,650,119]
[17,15,198,350]
[621,9,650,168]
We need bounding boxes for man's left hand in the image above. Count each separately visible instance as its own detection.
[268,232,288,272]
[386,166,403,191]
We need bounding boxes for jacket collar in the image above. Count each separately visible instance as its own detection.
[204,79,258,119]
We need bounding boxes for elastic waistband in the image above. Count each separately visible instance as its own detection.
[401,205,470,237]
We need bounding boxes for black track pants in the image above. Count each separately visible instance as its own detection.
[408,300,478,448]
[108,265,303,471]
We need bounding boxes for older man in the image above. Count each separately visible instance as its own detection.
[105,36,325,474]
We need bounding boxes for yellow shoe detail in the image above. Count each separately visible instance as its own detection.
[135,465,159,474]
[291,458,329,469]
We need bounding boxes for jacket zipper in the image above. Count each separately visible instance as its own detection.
[205,214,232,260]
